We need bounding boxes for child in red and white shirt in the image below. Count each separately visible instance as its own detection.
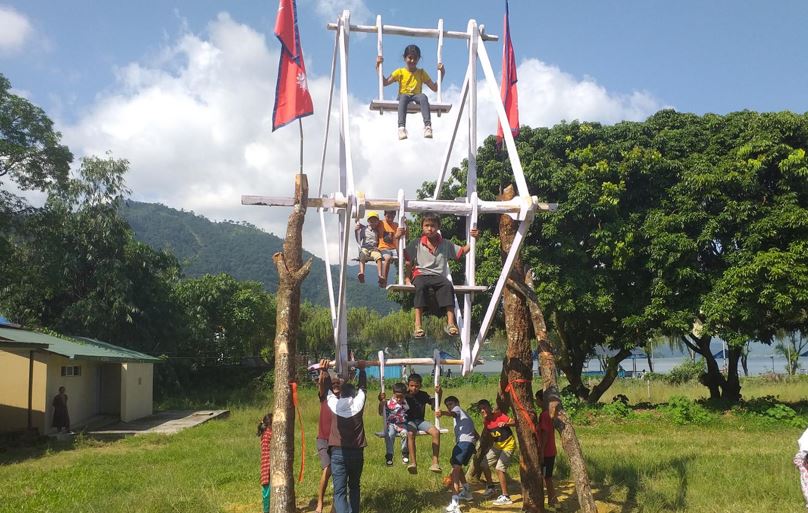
[258,413,273,513]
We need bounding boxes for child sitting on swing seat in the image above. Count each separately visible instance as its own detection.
[377,44,445,140]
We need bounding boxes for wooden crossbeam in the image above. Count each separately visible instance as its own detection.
[242,195,557,215]
[327,22,498,42]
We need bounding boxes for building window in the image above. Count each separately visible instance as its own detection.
[60,365,81,377]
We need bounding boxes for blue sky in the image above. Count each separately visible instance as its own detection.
[2,0,808,259]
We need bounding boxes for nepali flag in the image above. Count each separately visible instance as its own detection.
[272,0,313,131]
[496,0,519,147]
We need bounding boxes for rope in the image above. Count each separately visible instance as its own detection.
[290,381,306,483]
[503,378,539,443]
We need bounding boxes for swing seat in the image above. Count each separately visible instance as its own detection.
[370,100,452,114]
[386,284,489,294]
[374,428,449,438]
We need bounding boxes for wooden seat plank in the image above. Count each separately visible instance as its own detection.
[370,100,452,114]
[386,284,488,294]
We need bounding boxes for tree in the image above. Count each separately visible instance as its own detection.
[173,273,276,363]
[2,155,182,353]
[774,331,808,376]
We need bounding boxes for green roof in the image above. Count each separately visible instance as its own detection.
[0,327,161,363]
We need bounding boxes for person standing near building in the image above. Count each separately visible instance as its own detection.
[52,386,70,433]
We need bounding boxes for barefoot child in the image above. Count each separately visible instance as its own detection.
[378,382,415,466]
[378,210,399,286]
[436,396,478,512]
[395,214,477,338]
[258,413,273,513]
[377,44,445,140]
[354,211,383,284]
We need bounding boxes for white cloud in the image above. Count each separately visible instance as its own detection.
[311,0,372,25]
[61,13,662,267]
[0,5,33,54]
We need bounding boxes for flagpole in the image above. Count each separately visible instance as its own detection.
[299,118,304,174]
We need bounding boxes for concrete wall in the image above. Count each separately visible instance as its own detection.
[120,362,153,422]
[0,349,47,433]
[45,355,102,433]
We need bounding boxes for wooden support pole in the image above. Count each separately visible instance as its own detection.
[506,271,598,513]
[269,174,313,513]
[497,184,544,513]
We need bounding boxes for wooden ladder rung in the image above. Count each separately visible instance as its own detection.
[370,100,452,114]
[386,284,488,294]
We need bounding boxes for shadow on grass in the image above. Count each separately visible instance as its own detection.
[553,454,693,513]
[0,435,79,465]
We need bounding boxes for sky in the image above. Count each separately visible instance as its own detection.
[3,0,808,263]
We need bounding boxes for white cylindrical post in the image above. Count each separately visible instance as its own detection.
[397,189,406,286]
[433,348,441,431]
[376,15,384,112]
[437,18,444,109]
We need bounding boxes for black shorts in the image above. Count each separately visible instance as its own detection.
[413,274,455,309]
[542,455,555,478]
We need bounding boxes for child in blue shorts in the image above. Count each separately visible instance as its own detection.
[437,395,478,512]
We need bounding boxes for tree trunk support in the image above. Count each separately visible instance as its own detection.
[270,174,313,513]
[496,185,544,512]
[506,271,599,513]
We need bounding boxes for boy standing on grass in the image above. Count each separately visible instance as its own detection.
[403,373,443,474]
[436,396,478,512]
[536,390,559,510]
[395,214,478,338]
[476,399,516,506]
[315,368,342,513]
[378,382,415,466]
[794,426,808,510]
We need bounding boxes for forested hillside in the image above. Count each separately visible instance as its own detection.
[121,201,398,313]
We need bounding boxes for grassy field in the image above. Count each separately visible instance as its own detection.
[1,377,806,513]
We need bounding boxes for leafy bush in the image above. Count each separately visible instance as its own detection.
[666,360,706,385]
[662,396,714,425]
[601,398,633,419]
[735,395,806,427]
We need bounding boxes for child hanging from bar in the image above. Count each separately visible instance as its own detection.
[394,213,477,338]
[376,44,445,140]
[436,395,478,512]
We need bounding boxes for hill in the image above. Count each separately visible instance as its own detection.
[121,201,399,313]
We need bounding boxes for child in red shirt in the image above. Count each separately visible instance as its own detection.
[258,413,273,513]
[477,399,516,506]
[536,390,559,510]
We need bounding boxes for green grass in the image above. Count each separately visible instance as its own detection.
[1,378,806,513]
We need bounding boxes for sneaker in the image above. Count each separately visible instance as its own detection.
[429,463,442,473]
[424,126,433,138]
[402,456,409,464]
[445,502,460,513]
[492,495,513,506]
[482,486,498,498]
[398,127,408,140]
[385,453,393,466]
[458,489,473,502]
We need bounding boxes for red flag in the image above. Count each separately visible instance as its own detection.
[272,0,313,131]
[496,0,519,147]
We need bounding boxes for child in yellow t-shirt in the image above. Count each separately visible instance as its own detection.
[376,44,445,140]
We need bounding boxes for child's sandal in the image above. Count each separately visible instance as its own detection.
[357,272,365,283]
[445,325,459,337]
[413,328,426,338]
